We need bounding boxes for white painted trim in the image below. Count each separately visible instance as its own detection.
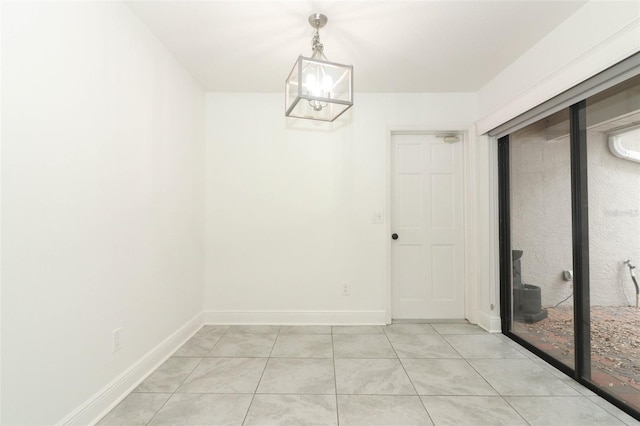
[464,125,478,325]
[385,124,474,135]
[204,310,388,325]
[477,312,502,333]
[59,312,204,426]
[489,135,500,318]
[478,17,640,134]
[0,5,3,419]
[385,127,393,325]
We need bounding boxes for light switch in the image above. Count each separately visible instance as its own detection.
[372,211,384,224]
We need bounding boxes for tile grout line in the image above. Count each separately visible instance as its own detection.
[420,327,531,425]
[457,347,505,400]
[331,326,340,426]
[143,324,232,426]
[436,330,466,361]
[241,326,280,426]
[574,396,637,425]
[459,342,525,408]
[203,325,232,357]
[111,324,613,426]
[459,343,563,426]
[383,325,436,425]
[587,396,640,426]
[499,396,534,426]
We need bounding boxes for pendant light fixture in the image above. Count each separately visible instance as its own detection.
[285,13,353,122]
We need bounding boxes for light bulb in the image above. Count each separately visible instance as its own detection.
[305,74,316,88]
[322,75,333,91]
[305,73,322,96]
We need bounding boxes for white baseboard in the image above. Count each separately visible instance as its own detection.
[204,310,388,325]
[477,311,502,333]
[59,312,204,426]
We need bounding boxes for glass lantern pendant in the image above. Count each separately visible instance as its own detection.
[285,13,353,122]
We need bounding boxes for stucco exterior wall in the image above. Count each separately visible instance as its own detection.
[588,129,640,306]
[510,131,573,307]
[510,128,640,307]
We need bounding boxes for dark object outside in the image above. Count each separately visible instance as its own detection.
[513,250,548,323]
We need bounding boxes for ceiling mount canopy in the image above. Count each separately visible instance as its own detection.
[285,13,353,122]
[308,13,327,30]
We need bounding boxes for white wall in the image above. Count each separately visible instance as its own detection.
[472,0,640,331]
[1,2,205,424]
[477,1,640,133]
[470,133,501,332]
[2,0,638,421]
[204,93,477,323]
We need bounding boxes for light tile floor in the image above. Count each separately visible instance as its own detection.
[98,323,640,426]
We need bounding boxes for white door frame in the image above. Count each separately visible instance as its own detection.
[385,126,476,324]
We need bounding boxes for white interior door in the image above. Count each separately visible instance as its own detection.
[391,133,465,319]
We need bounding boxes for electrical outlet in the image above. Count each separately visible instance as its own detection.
[112,328,122,353]
[342,282,350,296]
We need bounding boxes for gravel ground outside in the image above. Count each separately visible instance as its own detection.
[513,306,640,408]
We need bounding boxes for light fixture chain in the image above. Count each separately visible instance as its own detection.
[311,28,325,59]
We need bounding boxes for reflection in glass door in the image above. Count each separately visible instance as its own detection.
[507,109,575,369]
[586,74,640,412]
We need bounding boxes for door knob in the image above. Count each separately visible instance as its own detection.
[392,233,399,240]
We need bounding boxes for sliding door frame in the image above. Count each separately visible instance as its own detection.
[569,100,592,380]
[497,136,511,335]
[497,133,573,379]
[498,100,640,420]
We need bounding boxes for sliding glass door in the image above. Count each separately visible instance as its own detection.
[586,74,640,411]
[507,109,575,369]
[499,69,640,419]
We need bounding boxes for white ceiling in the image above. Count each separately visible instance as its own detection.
[127,1,587,93]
